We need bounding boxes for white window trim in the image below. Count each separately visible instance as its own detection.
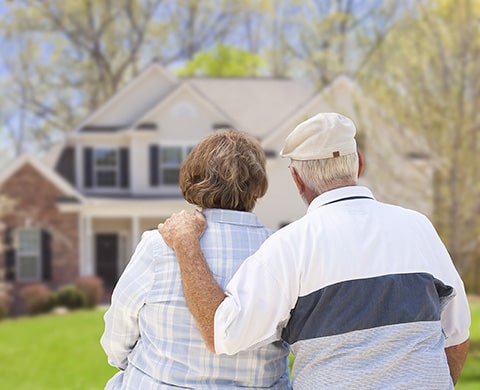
[159,144,194,187]
[94,148,119,188]
[16,228,42,282]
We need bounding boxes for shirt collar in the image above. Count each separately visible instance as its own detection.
[202,208,264,227]
[307,186,375,214]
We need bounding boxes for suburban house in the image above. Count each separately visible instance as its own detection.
[0,62,432,314]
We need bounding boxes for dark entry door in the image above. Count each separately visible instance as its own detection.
[95,233,118,289]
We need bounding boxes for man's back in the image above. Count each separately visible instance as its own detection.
[213,187,469,389]
[280,187,463,388]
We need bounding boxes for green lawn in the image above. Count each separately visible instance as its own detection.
[456,296,480,390]
[0,301,479,389]
[0,309,117,390]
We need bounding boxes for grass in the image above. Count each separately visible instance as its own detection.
[0,300,479,389]
[456,296,480,390]
[0,309,117,390]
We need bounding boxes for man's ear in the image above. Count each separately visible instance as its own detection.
[290,166,305,194]
[357,150,365,178]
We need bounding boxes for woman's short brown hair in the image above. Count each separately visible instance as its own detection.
[180,129,268,211]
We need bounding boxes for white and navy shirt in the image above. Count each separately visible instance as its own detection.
[214,186,470,389]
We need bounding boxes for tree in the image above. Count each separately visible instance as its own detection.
[1,0,165,156]
[0,0,258,158]
[175,43,264,77]
[0,0,411,161]
[149,0,245,62]
[363,0,480,285]
[277,0,404,88]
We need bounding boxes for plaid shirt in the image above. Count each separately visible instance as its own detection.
[101,209,291,389]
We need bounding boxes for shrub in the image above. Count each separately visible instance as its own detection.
[75,276,104,308]
[20,283,53,315]
[48,290,58,309]
[0,292,9,319]
[56,284,86,310]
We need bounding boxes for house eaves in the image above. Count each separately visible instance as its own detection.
[0,154,85,202]
[66,196,193,217]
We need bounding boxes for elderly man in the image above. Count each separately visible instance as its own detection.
[159,113,470,389]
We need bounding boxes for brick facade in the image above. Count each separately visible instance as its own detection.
[0,163,79,314]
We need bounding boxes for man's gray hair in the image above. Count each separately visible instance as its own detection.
[289,153,359,194]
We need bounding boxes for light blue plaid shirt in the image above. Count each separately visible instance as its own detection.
[101,209,291,389]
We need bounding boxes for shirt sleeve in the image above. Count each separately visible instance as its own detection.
[100,231,156,369]
[214,234,297,355]
[423,218,471,348]
[439,265,471,347]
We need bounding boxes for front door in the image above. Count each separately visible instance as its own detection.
[95,233,118,289]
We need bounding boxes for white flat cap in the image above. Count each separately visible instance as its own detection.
[280,112,357,160]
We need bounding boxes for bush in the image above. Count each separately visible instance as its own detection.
[48,291,58,309]
[0,292,9,319]
[75,276,104,308]
[20,283,54,315]
[56,285,86,310]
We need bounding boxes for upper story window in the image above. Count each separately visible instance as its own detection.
[16,228,42,281]
[150,145,194,187]
[94,148,118,187]
[161,146,191,185]
[83,147,129,190]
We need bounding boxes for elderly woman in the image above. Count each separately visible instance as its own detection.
[101,130,291,389]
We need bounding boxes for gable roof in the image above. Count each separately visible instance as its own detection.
[130,82,238,131]
[185,77,315,138]
[262,75,431,157]
[0,154,84,201]
[68,61,315,139]
[73,62,179,133]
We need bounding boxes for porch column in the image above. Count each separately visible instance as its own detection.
[78,215,86,276]
[131,216,140,254]
[84,215,94,275]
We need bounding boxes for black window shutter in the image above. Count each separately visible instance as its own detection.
[149,145,159,186]
[41,229,52,281]
[4,227,15,281]
[84,147,93,188]
[120,148,129,188]
[55,147,76,185]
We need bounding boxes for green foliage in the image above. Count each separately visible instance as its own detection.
[55,284,86,310]
[0,309,116,389]
[12,278,104,318]
[175,44,265,77]
[362,0,480,286]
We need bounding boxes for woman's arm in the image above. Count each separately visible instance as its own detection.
[100,232,155,369]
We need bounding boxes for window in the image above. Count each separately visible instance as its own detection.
[94,148,118,187]
[159,146,193,186]
[16,229,42,281]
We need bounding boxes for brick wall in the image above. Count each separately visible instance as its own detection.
[0,163,79,314]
